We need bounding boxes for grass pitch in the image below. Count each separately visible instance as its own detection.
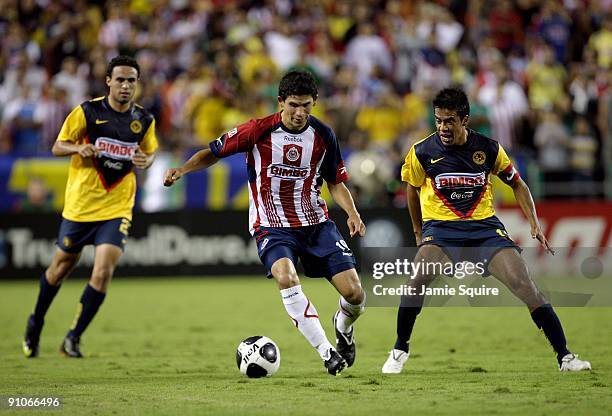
[0,277,610,415]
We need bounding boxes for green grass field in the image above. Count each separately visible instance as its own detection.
[1,277,610,415]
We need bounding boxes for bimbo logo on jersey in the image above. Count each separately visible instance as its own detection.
[434,172,486,188]
[95,137,138,161]
[268,164,310,180]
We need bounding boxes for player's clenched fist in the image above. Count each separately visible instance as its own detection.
[78,144,98,158]
[163,168,182,186]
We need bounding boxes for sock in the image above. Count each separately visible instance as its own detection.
[394,295,424,352]
[335,294,366,333]
[68,284,106,338]
[530,304,571,363]
[280,285,334,360]
[32,272,61,326]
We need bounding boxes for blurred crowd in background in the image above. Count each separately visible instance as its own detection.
[0,0,611,212]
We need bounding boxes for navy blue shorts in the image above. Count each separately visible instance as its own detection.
[254,220,357,279]
[57,217,131,253]
[421,216,520,275]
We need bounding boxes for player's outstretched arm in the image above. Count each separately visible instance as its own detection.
[163,148,219,187]
[327,182,365,237]
[52,140,98,158]
[511,178,555,255]
[406,184,423,246]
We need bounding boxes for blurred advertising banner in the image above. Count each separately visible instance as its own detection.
[0,204,610,280]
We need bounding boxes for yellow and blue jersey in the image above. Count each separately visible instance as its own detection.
[401,129,519,222]
[57,96,158,222]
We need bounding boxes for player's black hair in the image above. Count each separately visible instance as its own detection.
[433,87,470,119]
[106,55,140,79]
[278,70,318,101]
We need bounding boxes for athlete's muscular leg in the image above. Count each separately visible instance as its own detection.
[272,257,334,359]
[394,245,450,351]
[89,244,123,293]
[330,269,364,304]
[488,248,547,311]
[402,245,450,306]
[271,258,301,289]
[46,249,81,286]
[489,247,571,360]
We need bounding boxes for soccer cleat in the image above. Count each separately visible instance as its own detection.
[324,348,346,376]
[382,349,410,374]
[22,314,41,358]
[333,311,356,367]
[60,335,83,358]
[559,353,591,372]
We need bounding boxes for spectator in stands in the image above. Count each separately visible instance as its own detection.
[478,63,529,150]
[534,110,571,196]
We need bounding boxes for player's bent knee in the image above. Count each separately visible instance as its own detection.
[343,285,365,304]
[274,273,300,289]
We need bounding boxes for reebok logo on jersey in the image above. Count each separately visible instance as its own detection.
[430,157,445,164]
[95,119,109,124]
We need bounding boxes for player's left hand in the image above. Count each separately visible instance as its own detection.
[531,223,555,255]
[132,147,151,169]
[347,214,366,237]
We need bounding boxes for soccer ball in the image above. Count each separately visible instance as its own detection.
[236,336,280,378]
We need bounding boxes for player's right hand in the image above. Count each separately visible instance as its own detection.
[78,144,98,158]
[163,168,182,187]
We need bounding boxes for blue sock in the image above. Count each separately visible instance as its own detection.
[33,272,61,325]
[68,284,106,338]
[530,304,571,364]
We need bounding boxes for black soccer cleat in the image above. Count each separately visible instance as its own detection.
[60,335,83,358]
[333,311,356,367]
[324,348,346,376]
[22,314,41,358]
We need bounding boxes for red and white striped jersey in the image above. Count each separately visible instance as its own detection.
[209,112,349,234]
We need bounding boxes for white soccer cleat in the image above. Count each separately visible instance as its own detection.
[382,349,410,374]
[559,353,591,372]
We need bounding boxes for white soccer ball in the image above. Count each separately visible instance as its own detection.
[236,336,280,378]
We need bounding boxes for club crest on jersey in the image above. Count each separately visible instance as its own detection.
[285,145,301,162]
[434,172,486,188]
[96,137,138,161]
[130,120,143,134]
[472,151,486,165]
[227,127,238,138]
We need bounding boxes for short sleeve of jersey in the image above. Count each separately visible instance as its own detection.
[209,119,257,158]
[401,145,426,187]
[321,130,349,184]
[57,105,87,143]
[140,118,159,154]
[492,144,520,186]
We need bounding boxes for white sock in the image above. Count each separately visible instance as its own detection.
[336,295,366,333]
[280,285,334,360]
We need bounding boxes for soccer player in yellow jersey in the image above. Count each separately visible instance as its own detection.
[23,56,158,358]
[382,88,591,373]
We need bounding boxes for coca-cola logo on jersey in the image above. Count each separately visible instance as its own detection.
[95,137,138,161]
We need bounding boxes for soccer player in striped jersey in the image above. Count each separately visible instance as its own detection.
[164,71,366,375]
[382,88,591,374]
